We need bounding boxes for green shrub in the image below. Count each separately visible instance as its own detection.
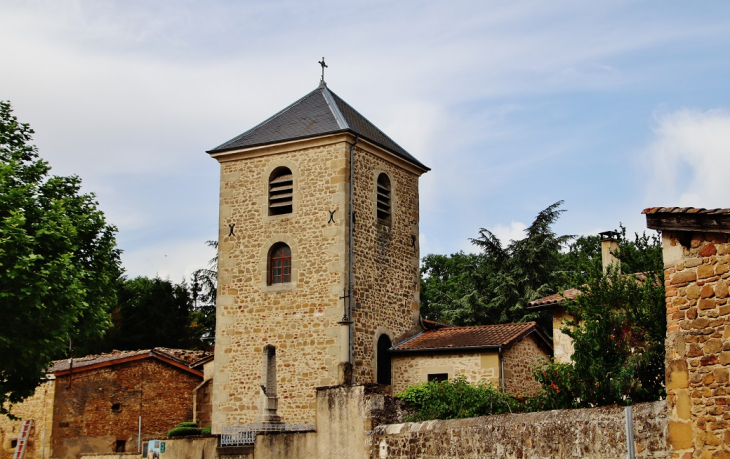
[396,376,520,422]
[167,426,201,437]
[200,426,211,435]
[177,421,198,428]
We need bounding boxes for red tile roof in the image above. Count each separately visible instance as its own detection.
[642,207,730,215]
[393,322,550,352]
[527,288,582,308]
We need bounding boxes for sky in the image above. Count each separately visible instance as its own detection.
[2,0,730,282]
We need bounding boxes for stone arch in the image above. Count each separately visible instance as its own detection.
[372,327,395,385]
[258,234,299,290]
[262,158,301,220]
[371,167,397,227]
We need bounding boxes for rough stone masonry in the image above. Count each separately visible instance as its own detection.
[645,207,730,459]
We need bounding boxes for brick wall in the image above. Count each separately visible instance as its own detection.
[51,358,201,458]
[503,335,549,397]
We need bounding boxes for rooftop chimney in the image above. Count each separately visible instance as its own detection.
[599,231,620,274]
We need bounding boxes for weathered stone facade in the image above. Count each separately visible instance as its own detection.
[0,380,54,459]
[661,231,730,457]
[350,145,422,382]
[211,134,424,430]
[644,207,730,458]
[552,308,576,364]
[503,335,548,397]
[391,352,500,394]
[390,335,548,398]
[52,358,201,458]
[369,401,668,458]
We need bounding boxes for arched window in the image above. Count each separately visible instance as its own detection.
[376,173,391,224]
[269,167,293,215]
[268,243,291,285]
[376,334,392,385]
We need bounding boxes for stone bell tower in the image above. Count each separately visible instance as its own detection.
[207,77,429,431]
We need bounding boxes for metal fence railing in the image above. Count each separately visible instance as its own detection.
[220,423,315,447]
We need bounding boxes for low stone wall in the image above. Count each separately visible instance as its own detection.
[161,437,217,459]
[80,437,218,459]
[79,453,139,459]
[368,401,668,459]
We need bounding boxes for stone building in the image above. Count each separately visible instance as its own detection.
[0,380,54,459]
[390,321,551,397]
[0,348,208,459]
[206,80,429,430]
[643,207,730,458]
[526,231,624,364]
[206,77,553,434]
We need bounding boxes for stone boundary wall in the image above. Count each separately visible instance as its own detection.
[368,401,668,459]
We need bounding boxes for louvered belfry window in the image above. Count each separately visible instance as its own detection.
[269,243,291,285]
[268,167,293,215]
[376,173,391,223]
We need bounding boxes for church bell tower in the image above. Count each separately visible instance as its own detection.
[207,71,429,431]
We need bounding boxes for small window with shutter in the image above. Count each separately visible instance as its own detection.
[376,173,391,224]
[269,167,293,216]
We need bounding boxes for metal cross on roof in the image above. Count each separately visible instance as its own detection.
[318,57,328,83]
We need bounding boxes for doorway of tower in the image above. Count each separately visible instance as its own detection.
[377,334,392,385]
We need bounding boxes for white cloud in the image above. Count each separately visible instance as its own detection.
[644,108,730,208]
[487,221,529,245]
[454,221,528,254]
[121,238,216,284]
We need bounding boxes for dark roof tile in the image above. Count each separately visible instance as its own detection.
[207,84,429,171]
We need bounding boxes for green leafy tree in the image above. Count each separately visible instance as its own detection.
[396,376,520,421]
[471,201,572,324]
[420,252,489,323]
[529,231,665,410]
[420,201,570,327]
[80,276,206,353]
[191,240,217,343]
[558,225,662,288]
[0,101,121,415]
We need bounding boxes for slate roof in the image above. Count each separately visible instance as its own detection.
[50,348,211,373]
[392,322,551,353]
[207,83,429,171]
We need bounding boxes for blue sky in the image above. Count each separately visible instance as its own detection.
[2,1,730,281]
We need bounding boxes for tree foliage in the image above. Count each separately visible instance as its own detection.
[396,376,520,421]
[191,240,217,343]
[419,202,666,410]
[421,201,570,327]
[79,276,209,354]
[529,231,665,410]
[0,101,121,414]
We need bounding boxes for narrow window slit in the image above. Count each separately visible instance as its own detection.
[376,173,392,224]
